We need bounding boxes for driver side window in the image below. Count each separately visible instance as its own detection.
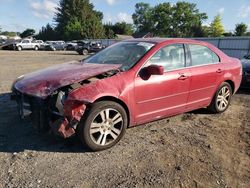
[147,44,185,72]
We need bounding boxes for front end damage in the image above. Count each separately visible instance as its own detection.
[11,84,87,138]
[11,68,120,138]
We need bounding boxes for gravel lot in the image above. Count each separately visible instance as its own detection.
[0,50,249,188]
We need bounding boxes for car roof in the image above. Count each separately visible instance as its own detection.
[123,38,207,45]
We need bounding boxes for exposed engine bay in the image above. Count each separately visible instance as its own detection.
[11,70,119,138]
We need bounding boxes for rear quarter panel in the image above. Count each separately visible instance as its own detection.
[206,43,242,94]
[219,57,242,94]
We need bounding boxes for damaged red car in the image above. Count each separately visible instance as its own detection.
[11,38,242,151]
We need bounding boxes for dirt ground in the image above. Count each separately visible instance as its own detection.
[0,50,249,188]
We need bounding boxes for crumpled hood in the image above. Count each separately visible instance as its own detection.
[14,61,121,98]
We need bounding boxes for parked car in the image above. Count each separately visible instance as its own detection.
[1,39,21,50]
[66,41,78,51]
[15,39,42,51]
[44,41,67,51]
[34,40,44,45]
[90,41,106,53]
[75,40,91,55]
[0,39,6,46]
[240,54,250,88]
[11,38,242,151]
[75,41,106,55]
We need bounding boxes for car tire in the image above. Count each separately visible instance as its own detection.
[82,49,88,56]
[34,46,39,51]
[208,82,232,113]
[17,46,22,51]
[78,101,127,151]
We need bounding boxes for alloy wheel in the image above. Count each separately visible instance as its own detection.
[89,108,123,146]
[216,85,231,111]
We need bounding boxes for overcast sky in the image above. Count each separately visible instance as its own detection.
[0,0,250,33]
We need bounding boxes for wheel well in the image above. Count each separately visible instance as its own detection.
[224,80,235,93]
[95,96,130,127]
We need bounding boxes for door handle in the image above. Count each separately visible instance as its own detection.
[216,69,223,73]
[178,74,189,80]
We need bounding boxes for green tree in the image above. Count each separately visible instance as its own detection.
[103,22,134,38]
[201,26,211,37]
[223,32,233,37]
[64,19,83,40]
[171,2,207,37]
[103,23,115,39]
[0,31,17,37]
[210,15,225,37]
[151,2,172,36]
[36,24,58,41]
[132,2,155,33]
[20,28,36,38]
[235,23,248,36]
[54,0,104,40]
[112,22,134,35]
[132,1,207,37]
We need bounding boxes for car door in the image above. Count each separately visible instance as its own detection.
[21,40,28,49]
[186,44,222,110]
[27,40,32,49]
[134,44,191,124]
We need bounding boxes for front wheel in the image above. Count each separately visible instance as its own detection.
[34,46,39,51]
[78,101,127,151]
[17,46,22,51]
[208,82,232,113]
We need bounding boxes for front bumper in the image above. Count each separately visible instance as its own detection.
[11,90,32,119]
[11,88,86,138]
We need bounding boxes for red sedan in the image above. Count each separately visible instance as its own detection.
[11,38,242,151]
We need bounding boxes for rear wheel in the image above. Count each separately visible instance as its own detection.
[82,49,88,56]
[208,82,232,113]
[78,101,127,151]
[34,46,39,51]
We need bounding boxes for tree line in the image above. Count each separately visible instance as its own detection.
[1,0,250,40]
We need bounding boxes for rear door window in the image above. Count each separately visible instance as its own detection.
[189,44,220,66]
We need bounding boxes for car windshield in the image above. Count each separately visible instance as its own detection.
[245,55,250,59]
[83,41,155,71]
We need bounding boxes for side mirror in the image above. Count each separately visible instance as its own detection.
[140,65,164,80]
[147,65,164,75]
